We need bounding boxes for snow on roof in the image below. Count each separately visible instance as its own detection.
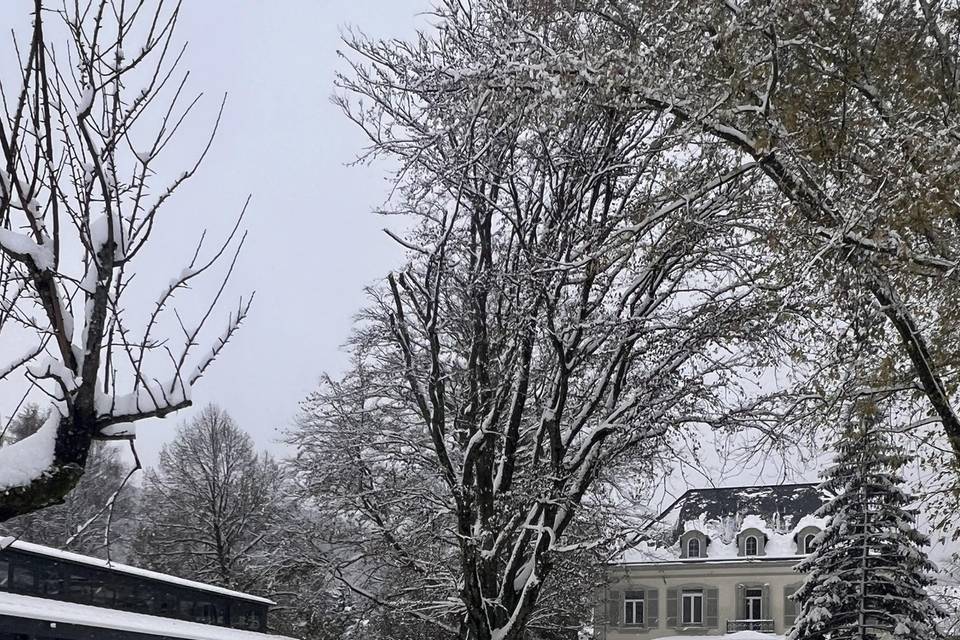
[659,634,782,640]
[617,483,828,564]
[0,591,295,640]
[1,538,273,605]
[661,483,827,533]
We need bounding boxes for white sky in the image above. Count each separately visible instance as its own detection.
[0,1,431,467]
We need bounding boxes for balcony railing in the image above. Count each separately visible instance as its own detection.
[727,619,775,633]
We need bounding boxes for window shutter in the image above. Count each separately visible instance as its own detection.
[783,585,798,629]
[606,589,622,627]
[705,587,719,628]
[736,584,745,620]
[646,589,659,628]
[666,587,678,628]
[761,585,770,621]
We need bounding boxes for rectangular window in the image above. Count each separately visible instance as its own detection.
[11,564,35,593]
[681,589,703,625]
[92,583,116,607]
[624,591,644,625]
[0,560,8,589]
[745,588,763,620]
[39,564,63,597]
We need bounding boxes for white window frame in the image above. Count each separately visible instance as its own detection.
[744,588,763,620]
[686,537,701,558]
[744,534,759,556]
[802,533,817,554]
[681,589,704,625]
[624,593,645,626]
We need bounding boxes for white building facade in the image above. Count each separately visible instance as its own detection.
[600,483,827,639]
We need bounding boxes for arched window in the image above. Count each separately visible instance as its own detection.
[687,537,701,558]
[744,535,759,556]
[802,533,817,554]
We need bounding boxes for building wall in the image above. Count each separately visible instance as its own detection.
[601,559,804,639]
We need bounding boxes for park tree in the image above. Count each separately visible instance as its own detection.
[0,0,251,521]
[292,11,823,638]
[791,404,943,640]
[132,405,293,594]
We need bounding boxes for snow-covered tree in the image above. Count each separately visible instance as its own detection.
[0,404,138,558]
[0,1,251,522]
[791,405,943,640]
[421,0,960,472]
[300,10,819,638]
[131,405,292,594]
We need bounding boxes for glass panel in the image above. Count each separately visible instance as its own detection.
[92,583,116,606]
[12,564,35,593]
[39,563,63,597]
[0,560,8,589]
[68,571,93,600]
[155,589,178,617]
[745,536,758,555]
[682,590,703,624]
[116,581,149,612]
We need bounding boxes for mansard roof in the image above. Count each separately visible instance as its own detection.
[657,482,827,536]
[615,482,830,565]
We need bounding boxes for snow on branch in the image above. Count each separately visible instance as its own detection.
[0,410,61,492]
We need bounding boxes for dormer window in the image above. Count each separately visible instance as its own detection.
[737,528,766,556]
[680,530,708,558]
[795,526,821,555]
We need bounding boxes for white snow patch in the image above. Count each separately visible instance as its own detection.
[0,228,54,270]
[0,591,291,640]
[77,85,94,115]
[0,409,60,491]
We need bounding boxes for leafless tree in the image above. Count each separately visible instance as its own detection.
[293,14,819,638]
[132,405,292,594]
[0,0,251,521]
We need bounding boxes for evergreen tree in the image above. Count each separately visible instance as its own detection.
[791,406,943,640]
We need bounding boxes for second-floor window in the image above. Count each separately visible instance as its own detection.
[744,535,759,556]
[744,588,762,620]
[802,533,817,554]
[687,537,701,558]
[624,591,644,625]
[681,589,703,625]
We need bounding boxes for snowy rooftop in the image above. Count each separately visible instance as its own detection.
[617,483,829,565]
[662,483,826,535]
[0,591,295,640]
[0,537,273,605]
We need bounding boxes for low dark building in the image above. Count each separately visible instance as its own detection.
[0,537,294,640]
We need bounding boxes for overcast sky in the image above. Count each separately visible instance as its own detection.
[133,1,432,463]
[1,1,431,467]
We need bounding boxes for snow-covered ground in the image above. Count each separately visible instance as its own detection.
[660,634,783,640]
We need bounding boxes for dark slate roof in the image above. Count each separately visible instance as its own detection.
[656,483,828,537]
